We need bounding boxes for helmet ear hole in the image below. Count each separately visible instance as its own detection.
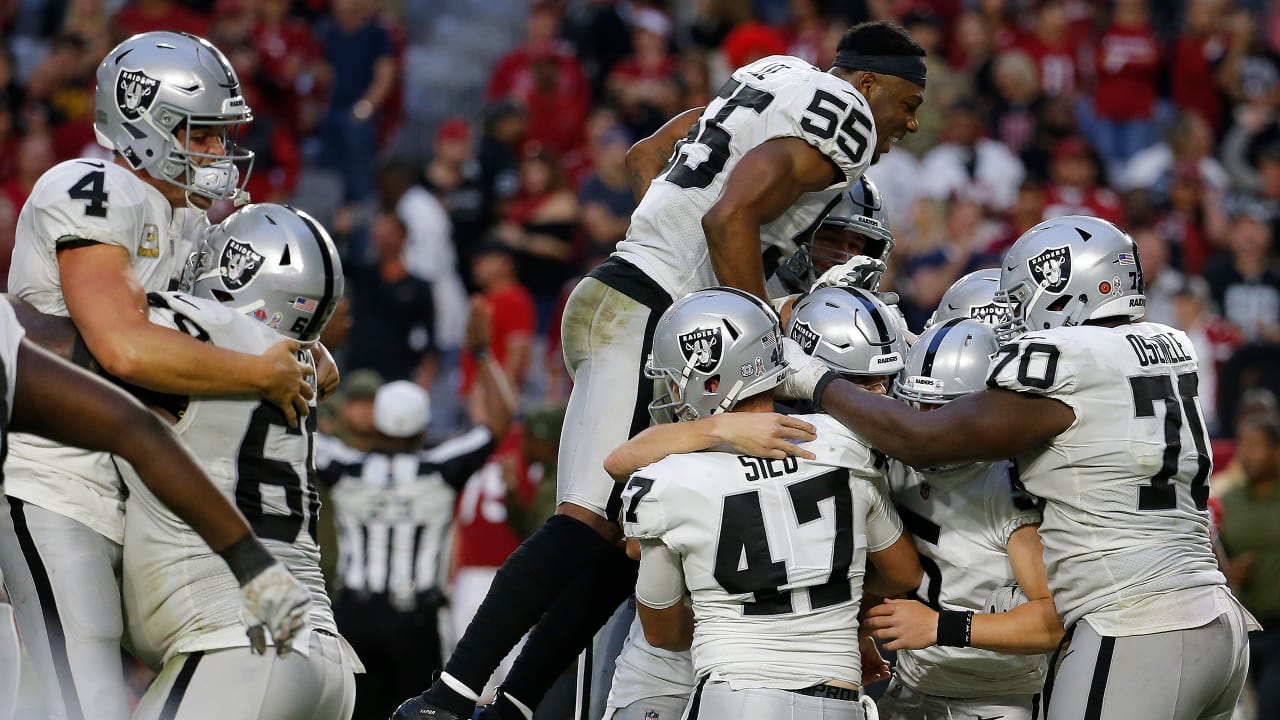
[704,375,721,394]
[211,289,234,303]
[1047,295,1070,312]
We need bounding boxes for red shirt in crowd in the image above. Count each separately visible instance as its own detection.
[1017,35,1081,98]
[1172,32,1227,131]
[1043,185,1124,225]
[486,44,591,157]
[112,4,208,38]
[1093,21,1162,120]
[460,283,536,394]
[453,430,529,571]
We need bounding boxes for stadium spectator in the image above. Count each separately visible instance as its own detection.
[1151,160,1226,275]
[901,9,971,155]
[0,132,53,215]
[1122,111,1231,194]
[606,7,679,140]
[1016,0,1082,99]
[343,210,437,383]
[920,97,1025,212]
[1204,211,1280,343]
[486,2,590,157]
[1172,276,1237,434]
[478,100,527,228]
[462,242,535,395]
[576,124,635,255]
[426,118,489,281]
[252,0,323,134]
[988,49,1043,159]
[1042,136,1125,223]
[719,21,788,70]
[315,0,396,205]
[1170,0,1230,132]
[111,0,208,40]
[1223,130,1280,245]
[1085,0,1163,168]
[1218,412,1280,711]
[1133,223,1185,327]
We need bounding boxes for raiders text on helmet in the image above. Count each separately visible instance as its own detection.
[646,288,789,422]
[927,268,1009,328]
[996,215,1145,341]
[786,286,905,376]
[95,31,254,202]
[185,203,342,344]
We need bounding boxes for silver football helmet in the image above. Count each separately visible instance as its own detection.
[894,318,999,407]
[927,268,1009,328]
[786,286,905,377]
[185,203,342,344]
[996,215,1145,341]
[94,32,254,202]
[646,287,789,423]
[775,176,895,293]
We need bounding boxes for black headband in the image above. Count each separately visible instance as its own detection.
[833,51,927,88]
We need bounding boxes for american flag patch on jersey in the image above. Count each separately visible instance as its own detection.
[1116,252,1136,265]
[293,297,318,313]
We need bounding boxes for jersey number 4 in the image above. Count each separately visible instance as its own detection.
[67,170,109,218]
[1130,372,1211,512]
[713,469,854,616]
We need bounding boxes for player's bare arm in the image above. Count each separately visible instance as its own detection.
[702,137,844,301]
[866,524,1064,654]
[604,413,818,482]
[59,243,314,426]
[625,106,703,201]
[864,533,924,597]
[13,337,256,559]
[817,381,1075,468]
[312,341,340,402]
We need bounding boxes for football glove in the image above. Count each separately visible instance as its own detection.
[810,256,887,292]
[778,337,836,402]
[240,562,310,655]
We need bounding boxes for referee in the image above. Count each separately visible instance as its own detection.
[320,301,515,720]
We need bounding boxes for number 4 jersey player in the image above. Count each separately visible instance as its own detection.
[397,20,927,720]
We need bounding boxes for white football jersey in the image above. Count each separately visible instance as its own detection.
[886,459,1045,698]
[622,414,900,690]
[988,322,1229,635]
[120,292,335,667]
[606,615,696,710]
[0,301,25,451]
[614,56,876,300]
[6,159,205,543]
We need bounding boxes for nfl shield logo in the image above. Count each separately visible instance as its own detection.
[1028,246,1072,293]
[679,327,723,373]
[790,320,821,355]
[116,69,160,121]
[219,237,265,290]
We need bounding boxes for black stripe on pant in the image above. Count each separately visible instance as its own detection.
[9,497,83,720]
[1083,636,1116,720]
[159,651,205,720]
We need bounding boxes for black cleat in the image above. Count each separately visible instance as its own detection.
[390,695,467,720]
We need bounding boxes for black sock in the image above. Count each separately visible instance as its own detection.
[499,550,640,709]
[424,514,613,715]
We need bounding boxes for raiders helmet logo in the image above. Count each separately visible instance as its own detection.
[679,327,723,374]
[790,320,821,355]
[218,237,265,290]
[1028,245,1072,293]
[116,69,160,121]
[969,302,1004,325]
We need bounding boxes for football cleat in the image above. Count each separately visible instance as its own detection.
[390,696,467,720]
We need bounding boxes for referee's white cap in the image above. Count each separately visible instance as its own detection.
[373,380,432,437]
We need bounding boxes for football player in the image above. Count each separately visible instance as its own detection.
[397,21,927,720]
[924,268,1006,328]
[868,318,1061,720]
[619,287,919,720]
[0,31,318,720]
[785,215,1258,720]
[120,204,356,719]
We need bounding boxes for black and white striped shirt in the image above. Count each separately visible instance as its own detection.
[317,427,496,609]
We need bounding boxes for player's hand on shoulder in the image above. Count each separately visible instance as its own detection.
[864,597,938,651]
[810,256,887,293]
[259,339,314,428]
[239,561,310,655]
[712,412,816,460]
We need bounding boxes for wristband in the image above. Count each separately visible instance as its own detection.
[218,534,276,586]
[936,610,974,648]
[812,370,840,411]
